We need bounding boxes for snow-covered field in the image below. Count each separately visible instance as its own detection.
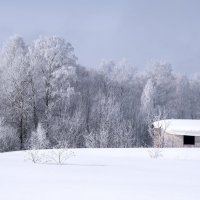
[0,148,200,200]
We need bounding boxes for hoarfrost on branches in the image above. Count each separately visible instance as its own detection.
[0,35,198,150]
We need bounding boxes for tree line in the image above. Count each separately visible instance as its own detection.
[0,35,199,151]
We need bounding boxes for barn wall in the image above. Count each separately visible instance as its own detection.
[153,128,200,147]
[164,133,183,147]
[194,136,200,147]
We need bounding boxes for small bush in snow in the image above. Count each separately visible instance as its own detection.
[44,149,75,165]
[148,148,163,159]
[26,126,74,165]
[26,148,75,165]
[26,149,42,163]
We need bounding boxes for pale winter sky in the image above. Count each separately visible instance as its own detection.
[0,0,200,74]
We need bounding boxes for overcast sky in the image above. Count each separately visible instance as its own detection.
[0,0,200,73]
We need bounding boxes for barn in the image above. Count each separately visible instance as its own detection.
[152,119,200,147]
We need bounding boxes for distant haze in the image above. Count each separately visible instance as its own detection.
[0,0,200,74]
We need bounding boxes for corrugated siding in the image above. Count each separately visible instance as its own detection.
[153,128,200,147]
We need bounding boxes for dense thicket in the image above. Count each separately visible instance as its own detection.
[0,36,199,151]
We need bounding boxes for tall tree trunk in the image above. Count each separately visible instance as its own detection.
[20,117,23,150]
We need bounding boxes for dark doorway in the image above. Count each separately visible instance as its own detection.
[183,135,195,145]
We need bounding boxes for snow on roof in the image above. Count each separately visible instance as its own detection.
[153,119,200,136]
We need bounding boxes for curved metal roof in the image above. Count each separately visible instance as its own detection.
[153,119,200,136]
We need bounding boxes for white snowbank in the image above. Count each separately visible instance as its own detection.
[0,148,200,200]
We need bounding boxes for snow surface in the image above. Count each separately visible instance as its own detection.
[0,148,200,200]
[153,119,200,136]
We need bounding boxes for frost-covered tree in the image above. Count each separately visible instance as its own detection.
[28,36,77,143]
[139,62,177,146]
[140,79,157,146]
[86,60,141,147]
[175,75,191,118]
[145,62,176,118]
[0,119,19,152]
[29,123,49,149]
[0,35,30,149]
[190,75,200,119]
[141,79,155,122]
